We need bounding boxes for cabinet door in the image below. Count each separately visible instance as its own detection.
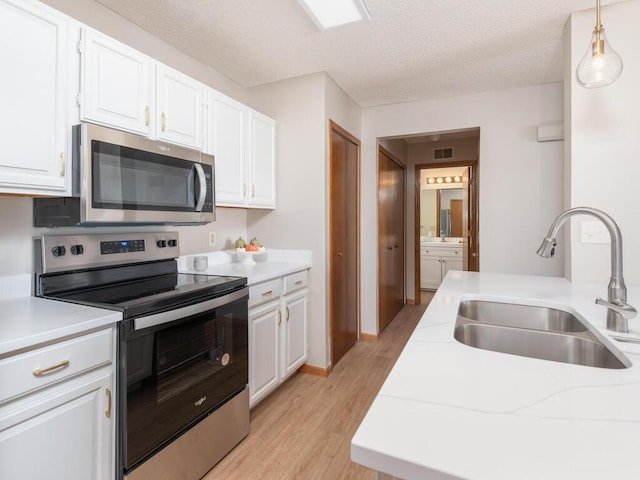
[282,291,308,378]
[420,255,442,290]
[0,370,113,480]
[248,303,280,407]
[209,91,247,206]
[81,28,152,136]
[0,0,68,195]
[247,109,276,208]
[157,64,204,149]
[442,254,463,279]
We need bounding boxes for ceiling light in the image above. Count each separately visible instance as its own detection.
[576,0,623,88]
[297,0,370,30]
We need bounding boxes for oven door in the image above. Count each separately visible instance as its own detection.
[119,287,248,472]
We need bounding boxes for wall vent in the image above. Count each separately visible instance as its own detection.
[433,147,453,160]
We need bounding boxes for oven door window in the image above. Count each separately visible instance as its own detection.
[124,298,248,470]
[91,139,209,212]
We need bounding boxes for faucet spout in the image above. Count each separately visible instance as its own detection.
[537,207,636,333]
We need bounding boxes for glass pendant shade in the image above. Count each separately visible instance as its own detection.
[576,27,623,88]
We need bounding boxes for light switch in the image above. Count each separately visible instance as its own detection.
[208,231,216,247]
[580,221,610,244]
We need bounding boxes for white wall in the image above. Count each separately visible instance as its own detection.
[567,0,640,286]
[361,83,565,334]
[247,73,328,367]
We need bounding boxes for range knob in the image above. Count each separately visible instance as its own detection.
[70,244,84,255]
[168,239,178,247]
[51,246,66,257]
[157,240,167,248]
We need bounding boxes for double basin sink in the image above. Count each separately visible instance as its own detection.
[454,298,631,369]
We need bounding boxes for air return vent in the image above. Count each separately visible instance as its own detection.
[434,147,453,160]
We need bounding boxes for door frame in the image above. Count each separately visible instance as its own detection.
[414,160,479,304]
[377,145,406,333]
[327,119,361,369]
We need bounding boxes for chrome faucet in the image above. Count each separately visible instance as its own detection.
[537,207,637,333]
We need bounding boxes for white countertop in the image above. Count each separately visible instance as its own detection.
[351,271,640,480]
[178,249,311,285]
[0,296,121,357]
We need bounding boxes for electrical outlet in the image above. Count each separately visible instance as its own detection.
[208,231,216,247]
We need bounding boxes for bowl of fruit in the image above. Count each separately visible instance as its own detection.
[231,237,266,263]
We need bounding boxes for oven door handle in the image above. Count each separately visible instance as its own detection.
[134,287,248,331]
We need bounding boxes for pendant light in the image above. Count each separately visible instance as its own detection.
[576,0,623,88]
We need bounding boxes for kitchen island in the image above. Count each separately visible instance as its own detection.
[352,271,640,480]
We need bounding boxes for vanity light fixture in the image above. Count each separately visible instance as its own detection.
[426,176,463,185]
[576,0,623,88]
[297,0,370,30]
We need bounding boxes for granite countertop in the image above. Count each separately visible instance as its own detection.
[0,296,121,357]
[178,249,312,285]
[351,271,640,480]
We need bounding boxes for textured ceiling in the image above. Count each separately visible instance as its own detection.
[94,0,621,107]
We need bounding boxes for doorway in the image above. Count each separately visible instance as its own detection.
[415,160,479,303]
[378,146,406,334]
[328,120,360,369]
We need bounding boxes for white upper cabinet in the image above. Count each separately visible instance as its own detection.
[157,65,204,150]
[207,91,247,206]
[248,110,276,208]
[80,29,152,136]
[0,0,69,195]
[207,96,277,209]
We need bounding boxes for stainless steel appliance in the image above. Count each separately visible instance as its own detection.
[34,232,249,480]
[34,123,215,227]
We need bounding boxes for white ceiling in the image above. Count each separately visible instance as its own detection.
[94,0,621,107]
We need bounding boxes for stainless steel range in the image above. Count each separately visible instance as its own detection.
[34,232,249,480]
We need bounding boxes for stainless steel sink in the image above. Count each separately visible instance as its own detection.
[454,299,631,369]
[458,299,588,332]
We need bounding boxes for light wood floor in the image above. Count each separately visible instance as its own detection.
[203,293,434,480]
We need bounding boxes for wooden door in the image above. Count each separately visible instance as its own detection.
[378,147,405,333]
[450,199,463,237]
[329,121,359,368]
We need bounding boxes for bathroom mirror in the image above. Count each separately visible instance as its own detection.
[420,188,463,238]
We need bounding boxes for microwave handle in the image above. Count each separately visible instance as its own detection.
[194,163,207,212]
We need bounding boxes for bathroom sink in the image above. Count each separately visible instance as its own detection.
[457,300,588,332]
[454,299,631,369]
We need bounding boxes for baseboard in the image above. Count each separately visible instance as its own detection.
[360,332,378,343]
[299,363,331,378]
[406,298,417,305]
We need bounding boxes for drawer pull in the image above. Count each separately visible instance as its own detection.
[33,360,70,377]
[294,280,303,286]
[261,290,273,297]
[105,388,112,418]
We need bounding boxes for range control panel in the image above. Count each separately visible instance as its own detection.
[37,232,180,274]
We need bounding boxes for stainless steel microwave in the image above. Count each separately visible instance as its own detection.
[34,123,215,226]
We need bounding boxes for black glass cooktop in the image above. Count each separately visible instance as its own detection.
[40,262,246,319]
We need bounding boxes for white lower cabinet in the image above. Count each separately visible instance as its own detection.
[0,327,115,480]
[248,271,308,407]
[420,246,463,290]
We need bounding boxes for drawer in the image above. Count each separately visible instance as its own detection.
[283,270,308,295]
[249,278,281,309]
[0,328,112,403]
[442,248,463,258]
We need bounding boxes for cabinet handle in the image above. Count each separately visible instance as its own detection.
[261,290,273,297]
[294,280,303,286]
[145,105,150,126]
[33,359,70,377]
[59,152,65,177]
[286,306,290,322]
[161,112,166,131]
[243,182,247,197]
[277,310,282,326]
[386,247,392,250]
[105,388,112,418]
[252,184,255,198]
